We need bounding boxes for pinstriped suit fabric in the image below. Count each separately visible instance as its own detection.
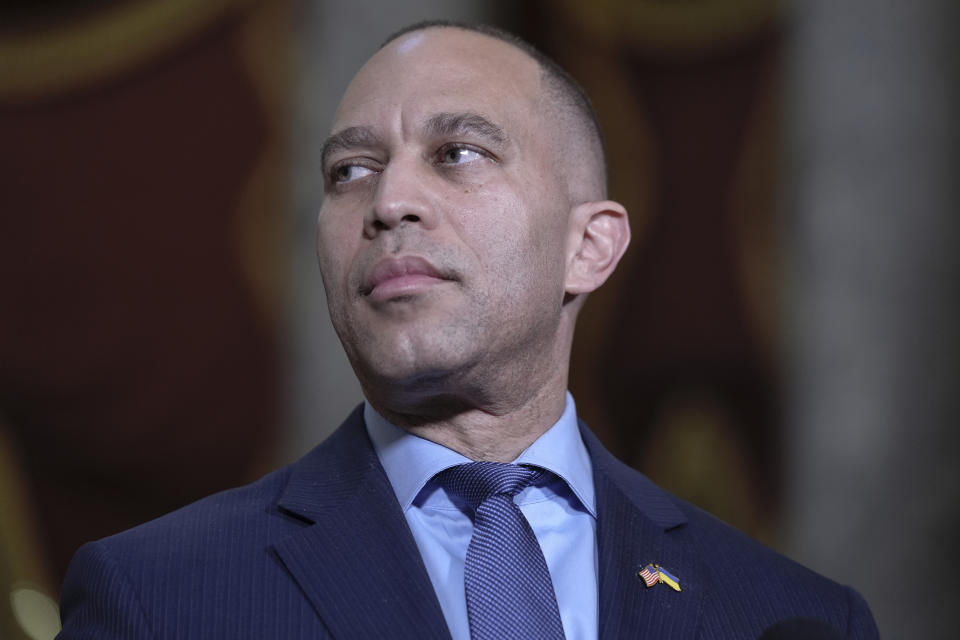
[59,469,333,640]
[582,426,879,640]
[57,406,879,639]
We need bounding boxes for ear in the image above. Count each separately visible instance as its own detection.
[564,199,631,295]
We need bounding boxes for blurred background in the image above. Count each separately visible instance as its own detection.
[0,0,956,637]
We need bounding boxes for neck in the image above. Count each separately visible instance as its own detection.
[362,312,579,462]
[368,372,569,463]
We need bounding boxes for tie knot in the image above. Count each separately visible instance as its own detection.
[434,462,544,510]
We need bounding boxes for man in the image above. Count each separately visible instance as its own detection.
[57,21,879,639]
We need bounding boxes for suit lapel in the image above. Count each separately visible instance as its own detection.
[582,425,705,640]
[272,406,451,640]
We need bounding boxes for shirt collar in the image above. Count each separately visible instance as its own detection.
[364,392,596,517]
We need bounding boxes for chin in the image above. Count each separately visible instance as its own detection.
[351,340,476,396]
[366,351,465,388]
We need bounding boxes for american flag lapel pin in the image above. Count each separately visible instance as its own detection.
[638,563,660,588]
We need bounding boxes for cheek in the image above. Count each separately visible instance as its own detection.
[453,186,527,241]
[455,192,567,298]
[316,215,356,297]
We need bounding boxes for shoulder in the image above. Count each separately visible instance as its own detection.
[582,423,878,637]
[98,463,298,559]
[675,499,878,638]
[58,410,372,638]
[649,488,879,637]
[80,403,370,564]
[61,461,300,589]
[675,496,841,593]
[58,464,315,639]
[585,421,850,593]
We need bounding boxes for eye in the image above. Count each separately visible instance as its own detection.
[436,145,486,166]
[331,163,376,184]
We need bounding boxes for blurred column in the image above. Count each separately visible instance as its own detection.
[283,0,490,460]
[0,0,292,593]
[784,2,959,637]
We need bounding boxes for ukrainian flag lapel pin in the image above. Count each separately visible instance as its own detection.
[656,565,682,592]
[638,563,682,592]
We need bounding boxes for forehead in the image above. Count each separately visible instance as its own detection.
[331,28,542,134]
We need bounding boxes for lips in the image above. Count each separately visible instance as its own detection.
[361,255,453,300]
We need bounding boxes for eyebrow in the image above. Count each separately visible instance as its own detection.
[423,112,508,146]
[320,126,382,169]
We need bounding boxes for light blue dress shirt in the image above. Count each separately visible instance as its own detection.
[365,392,598,640]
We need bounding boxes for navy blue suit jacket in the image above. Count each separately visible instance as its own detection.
[58,405,879,639]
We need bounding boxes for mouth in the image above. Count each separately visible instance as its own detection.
[360,255,454,301]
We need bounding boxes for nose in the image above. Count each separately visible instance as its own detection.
[364,158,438,238]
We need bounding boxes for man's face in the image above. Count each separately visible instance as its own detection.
[317,28,575,401]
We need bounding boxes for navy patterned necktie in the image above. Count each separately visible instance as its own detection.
[434,462,566,640]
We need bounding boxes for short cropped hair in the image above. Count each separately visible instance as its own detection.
[382,20,607,198]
